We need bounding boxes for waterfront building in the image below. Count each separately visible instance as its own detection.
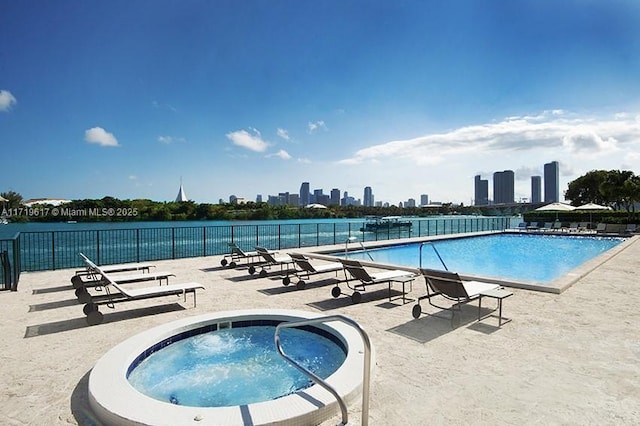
[531,176,541,203]
[330,188,340,206]
[493,170,514,204]
[474,175,489,206]
[299,182,310,207]
[363,186,374,207]
[544,161,560,203]
[420,194,429,206]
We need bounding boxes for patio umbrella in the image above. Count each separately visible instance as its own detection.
[0,195,7,202]
[574,202,612,211]
[534,202,576,212]
[575,202,612,224]
[534,202,575,221]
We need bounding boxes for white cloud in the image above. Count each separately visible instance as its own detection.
[337,111,640,166]
[157,136,186,144]
[84,127,120,147]
[276,128,290,141]
[226,129,269,152]
[308,120,328,133]
[267,149,292,160]
[0,90,17,111]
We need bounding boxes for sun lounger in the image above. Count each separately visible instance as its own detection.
[335,258,417,304]
[250,246,295,277]
[79,266,204,326]
[412,268,501,325]
[72,253,166,289]
[220,243,261,268]
[284,253,344,290]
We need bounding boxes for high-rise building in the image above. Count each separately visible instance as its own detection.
[474,175,489,205]
[420,194,429,206]
[544,161,560,203]
[330,188,340,205]
[299,182,310,206]
[531,176,541,203]
[493,170,514,204]
[363,186,374,207]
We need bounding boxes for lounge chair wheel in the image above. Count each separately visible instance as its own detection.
[86,310,104,326]
[220,258,228,267]
[76,288,92,304]
[296,280,306,290]
[282,276,291,286]
[331,286,341,298]
[412,304,422,319]
[259,269,267,278]
[229,261,237,268]
[351,291,362,304]
[83,302,97,315]
[248,265,256,275]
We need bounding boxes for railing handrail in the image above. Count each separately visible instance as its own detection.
[1,216,512,272]
[274,314,372,426]
[420,241,448,270]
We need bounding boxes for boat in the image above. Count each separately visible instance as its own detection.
[359,216,413,233]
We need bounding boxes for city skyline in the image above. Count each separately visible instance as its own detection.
[2,2,639,205]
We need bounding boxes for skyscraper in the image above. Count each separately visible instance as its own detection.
[330,188,340,205]
[420,194,429,206]
[531,176,541,203]
[363,186,374,207]
[544,161,560,203]
[299,182,310,206]
[493,170,514,204]
[474,175,489,205]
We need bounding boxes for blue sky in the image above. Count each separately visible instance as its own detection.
[1,0,640,205]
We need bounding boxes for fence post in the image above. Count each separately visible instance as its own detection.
[51,232,56,270]
[203,227,207,257]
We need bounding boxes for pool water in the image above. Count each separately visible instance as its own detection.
[340,233,624,283]
[127,325,346,407]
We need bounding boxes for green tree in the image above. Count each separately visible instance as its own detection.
[1,190,23,208]
[565,170,609,206]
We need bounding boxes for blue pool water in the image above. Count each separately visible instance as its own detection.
[127,325,346,407]
[340,233,624,283]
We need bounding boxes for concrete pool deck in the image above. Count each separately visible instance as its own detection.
[1,235,639,425]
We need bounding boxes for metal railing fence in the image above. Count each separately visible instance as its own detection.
[1,217,512,278]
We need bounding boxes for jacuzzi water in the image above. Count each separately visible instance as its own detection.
[127,325,347,407]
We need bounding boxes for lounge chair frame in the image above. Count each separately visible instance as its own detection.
[220,243,262,268]
[284,253,344,290]
[250,246,295,277]
[335,259,416,304]
[78,266,204,326]
[71,253,156,289]
[412,268,500,326]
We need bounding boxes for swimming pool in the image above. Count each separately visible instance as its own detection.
[338,233,628,290]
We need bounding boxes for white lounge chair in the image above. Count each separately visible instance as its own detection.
[220,243,261,268]
[284,253,344,290]
[335,258,417,304]
[412,268,500,325]
[79,266,204,326]
[72,253,156,289]
[250,246,295,277]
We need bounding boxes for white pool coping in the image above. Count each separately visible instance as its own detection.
[89,309,373,426]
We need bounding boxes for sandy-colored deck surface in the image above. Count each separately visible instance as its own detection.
[1,235,639,425]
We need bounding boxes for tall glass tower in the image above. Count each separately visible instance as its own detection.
[474,175,489,205]
[493,170,514,204]
[363,186,374,207]
[544,161,560,203]
[299,182,310,206]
